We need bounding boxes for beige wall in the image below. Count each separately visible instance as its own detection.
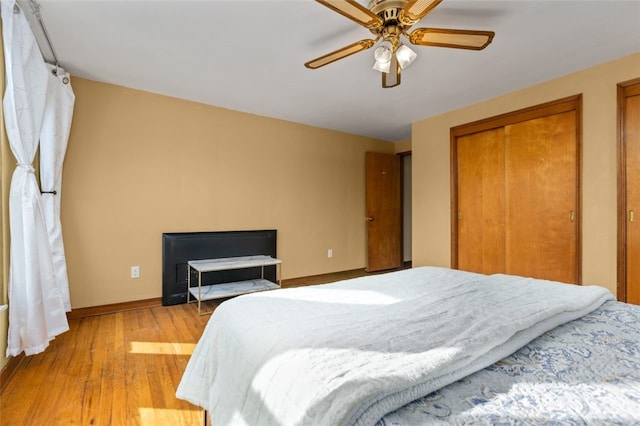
[63,78,394,308]
[394,139,411,153]
[412,52,640,296]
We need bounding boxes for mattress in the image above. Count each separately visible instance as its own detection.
[378,300,640,425]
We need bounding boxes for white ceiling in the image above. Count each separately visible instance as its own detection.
[18,0,640,142]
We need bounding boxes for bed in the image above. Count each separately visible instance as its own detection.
[176,266,640,425]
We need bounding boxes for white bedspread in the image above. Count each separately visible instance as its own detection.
[176,266,613,426]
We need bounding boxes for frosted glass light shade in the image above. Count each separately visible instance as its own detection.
[373,42,393,73]
[374,44,392,63]
[373,58,391,73]
[396,44,417,69]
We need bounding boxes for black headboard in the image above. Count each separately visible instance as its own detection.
[162,230,277,305]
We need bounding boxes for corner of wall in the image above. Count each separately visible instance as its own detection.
[0,21,10,372]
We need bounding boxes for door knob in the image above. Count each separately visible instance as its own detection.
[366,216,374,221]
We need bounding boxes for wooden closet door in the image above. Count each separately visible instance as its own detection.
[625,89,640,304]
[457,129,506,274]
[504,111,578,283]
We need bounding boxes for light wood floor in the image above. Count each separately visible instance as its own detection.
[1,303,211,425]
[0,268,388,425]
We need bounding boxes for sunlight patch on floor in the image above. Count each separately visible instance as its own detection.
[130,341,196,355]
[139,408,203,425]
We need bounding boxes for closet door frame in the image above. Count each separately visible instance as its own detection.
[450,95,583,282]
[617,78,640,301]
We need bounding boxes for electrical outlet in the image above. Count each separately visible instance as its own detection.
[328,249,333,258]
[131,266,140,279]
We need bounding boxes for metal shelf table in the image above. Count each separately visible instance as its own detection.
[187,255,282,315]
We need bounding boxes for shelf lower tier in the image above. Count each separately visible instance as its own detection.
[188,279,279,301]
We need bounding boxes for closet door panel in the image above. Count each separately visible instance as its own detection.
[457,129,505,274]
[504,111,577,283]
[626,93,640,304]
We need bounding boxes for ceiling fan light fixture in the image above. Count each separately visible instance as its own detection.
[373,42,393,73]
[374,43,393,63]
[396,44,417,69]
[373,59,392,73]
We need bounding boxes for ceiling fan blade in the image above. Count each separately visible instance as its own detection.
[382,55,401,88]
[305,39,376,69]
[409,28,495,50]
[399,0,443,26]
[316,0,383,30]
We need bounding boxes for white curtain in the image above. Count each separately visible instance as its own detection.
[2,0,69,356]
[40,63,75,312]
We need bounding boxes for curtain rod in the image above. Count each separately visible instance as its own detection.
[24,0,60,68]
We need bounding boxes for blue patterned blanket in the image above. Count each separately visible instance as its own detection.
[378,300,640,425]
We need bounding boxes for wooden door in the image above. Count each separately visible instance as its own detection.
[457,128,506,274]
[504,111,578,283]
[621,81,640,304]
[366,152,402,272]
[452,96,581,282]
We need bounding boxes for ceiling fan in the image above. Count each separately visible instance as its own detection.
[305,0,495,88]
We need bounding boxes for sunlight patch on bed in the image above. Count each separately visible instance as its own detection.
[250,345,461,424]
[457,381,633,421]
[259,288,400,305]
[130,341,196,355]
